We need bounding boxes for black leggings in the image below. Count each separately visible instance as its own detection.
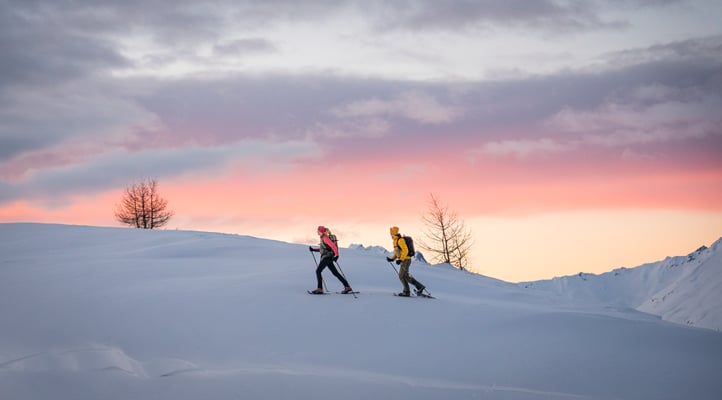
[316,257,349,289]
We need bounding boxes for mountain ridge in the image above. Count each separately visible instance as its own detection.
[520,237,722,331]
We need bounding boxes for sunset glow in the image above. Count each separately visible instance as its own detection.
[2,1,721,281]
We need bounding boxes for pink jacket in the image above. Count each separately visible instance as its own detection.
[319,235,338,259]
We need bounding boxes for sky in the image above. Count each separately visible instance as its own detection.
[1,0,721,282]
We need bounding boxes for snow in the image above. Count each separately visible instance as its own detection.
[520,240,722,331]
[1,223,721,400]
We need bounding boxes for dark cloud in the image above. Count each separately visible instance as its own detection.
[0,0,339,91]
[0,139,319,205]
[0,6,130,90]
[0,0,334,44]
[0,0,688,94]
[126,39,722,166]
[135,74,405,142]
[0,0,634,35]
[3,34,719,165]
[0,136,47,161]
[213,38,277,57]
[362,0,625,33]
[601,34,722,66]
[0,77,156,165]
[604,0,685,8]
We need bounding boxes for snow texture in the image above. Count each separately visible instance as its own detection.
[1,223,721,400]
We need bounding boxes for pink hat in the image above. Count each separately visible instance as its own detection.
[317,226,327,234]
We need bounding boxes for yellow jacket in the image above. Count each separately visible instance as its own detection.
[392,234,411,261]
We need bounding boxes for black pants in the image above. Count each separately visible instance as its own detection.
[316,257,349,289]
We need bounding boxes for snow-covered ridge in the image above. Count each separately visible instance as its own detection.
[348,243,429,264]
[520,238,722,331]
[348,243,390,256]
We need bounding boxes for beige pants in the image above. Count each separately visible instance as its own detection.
[398,259,423,294]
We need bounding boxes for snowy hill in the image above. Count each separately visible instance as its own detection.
[520,238,722,331]
[1,223,721,400]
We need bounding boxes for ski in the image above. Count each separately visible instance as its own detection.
[394,293,435,299]
[335,291,360,294]
[307,290,330,295]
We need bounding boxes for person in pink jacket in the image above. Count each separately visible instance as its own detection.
[309,226,353,294]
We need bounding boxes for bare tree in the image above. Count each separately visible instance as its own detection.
[115,179,174,229]
[419,193,473,270]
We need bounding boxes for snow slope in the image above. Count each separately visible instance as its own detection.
[1,223,721,400]
[520,239,722,331]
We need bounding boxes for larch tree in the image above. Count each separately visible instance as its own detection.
[114,178,174,229]
[419,193,473,270]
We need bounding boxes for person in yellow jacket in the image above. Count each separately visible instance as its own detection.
[386,226,425,296]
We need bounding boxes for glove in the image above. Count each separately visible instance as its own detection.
[386,257,393,262]
[396,259,401,265]
[333,256,339,262]
[309,246,315,252]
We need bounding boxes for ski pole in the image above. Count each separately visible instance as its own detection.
[387,260,399,275]
[334,260,357,298]
[309,248,328,293]
[334,260,348,279]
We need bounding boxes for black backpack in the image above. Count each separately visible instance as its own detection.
[401,235,415,257]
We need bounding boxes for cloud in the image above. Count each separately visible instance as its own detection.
[363,0,627,33]
[304,119,391,140]
[331,91,461,125]
[2,9,721,210]
[0,139,320,205]
[0,0,662,93]
[599,34,722,67]
[476,138,572,158]
[546,83,722,147]
[134,74,398,143]
[0,8,130,90]
[5,34,720,181]
[213,38,277,56]
[0,79,160,166]
[0,0,632,42]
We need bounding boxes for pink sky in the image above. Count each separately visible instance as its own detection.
[3,147,721,281]
[2,1,722,281]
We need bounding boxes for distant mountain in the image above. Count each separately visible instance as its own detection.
[348,243,429,264]
[520,238,722,331]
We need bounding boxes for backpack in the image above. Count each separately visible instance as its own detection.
[401,235,415,257]
[323,233,339,253]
